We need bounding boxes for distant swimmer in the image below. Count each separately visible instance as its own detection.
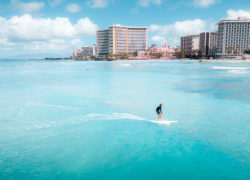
[156,104,163,121]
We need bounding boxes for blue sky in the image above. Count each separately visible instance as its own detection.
[0,0,249,58]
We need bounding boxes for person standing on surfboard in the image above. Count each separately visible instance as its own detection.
[156,104,162,121]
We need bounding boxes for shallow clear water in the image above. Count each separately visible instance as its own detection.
[0,59,249,179]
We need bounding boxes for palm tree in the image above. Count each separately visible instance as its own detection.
[226,46,233,56]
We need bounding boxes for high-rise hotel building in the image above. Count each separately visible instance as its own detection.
[217,17,250,56]
[97,25,148,56]
[199,32,218,56]
[181,35,200,52]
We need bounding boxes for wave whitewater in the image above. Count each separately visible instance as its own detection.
[86,113,145,121]
[212,66,250,70]
[212,66,250,74]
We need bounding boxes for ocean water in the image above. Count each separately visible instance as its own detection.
[0,59,249,180]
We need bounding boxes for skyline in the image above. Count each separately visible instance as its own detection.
[0,0,250,58]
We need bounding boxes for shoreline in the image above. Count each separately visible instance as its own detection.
[1,58,250,63]
[115,59,250,63]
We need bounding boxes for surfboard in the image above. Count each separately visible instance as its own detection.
[150,120,178,125]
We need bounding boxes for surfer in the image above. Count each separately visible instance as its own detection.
[156,104,162,121]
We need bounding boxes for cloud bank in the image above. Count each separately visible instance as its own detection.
[150,19,216,46]
[0,14,98,53]
[227,9,250,19]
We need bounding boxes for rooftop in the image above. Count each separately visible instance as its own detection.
[110,24,148,29]
[217,17,250,24]
[97,25,148,32]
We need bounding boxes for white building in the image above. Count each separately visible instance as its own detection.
[181,35,200,52]
[96,30,109,56]
[97,24,148,56]
[72,45,97,57]
[217,17,250,56]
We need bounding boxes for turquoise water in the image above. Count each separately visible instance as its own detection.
[0,59,249,179]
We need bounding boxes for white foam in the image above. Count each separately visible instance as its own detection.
[113,113,145,120]
[86,113,178,126]
[212,66,250,70]
[87,113,103,117]
[27,102,80,111]
[150,120,178,126]
[228,70,248,74]
[121,64,132,66]
[86,113,145,121]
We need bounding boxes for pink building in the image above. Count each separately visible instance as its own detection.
[137,43,175,58]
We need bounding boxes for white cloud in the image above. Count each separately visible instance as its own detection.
[0,14,98,54]
[227,9,250,19]
[193,0,217,8]
[71,39,85,48]
[138,0,163,7]
[0,37,15,50]
[150,19,216,46]
[11,0,44,13]
[23,39,68,51]
[87,0,108,8]
[150,19,207,36]
[20,38,85,52]
[0,14,98,41]
[66,3,81,13]
[151,36,166,44]
[48,0,64,7]
[74,18,99,36]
